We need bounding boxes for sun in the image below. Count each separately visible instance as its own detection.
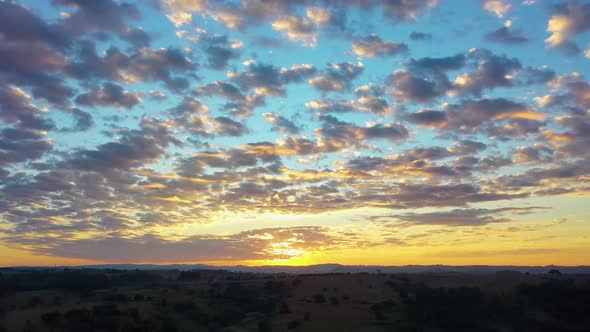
[268,241,306,258]
[252,240,317,266]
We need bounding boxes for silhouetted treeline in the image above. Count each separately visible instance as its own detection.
[378,274,590,331]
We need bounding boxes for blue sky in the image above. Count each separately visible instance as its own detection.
[0,0,589,266]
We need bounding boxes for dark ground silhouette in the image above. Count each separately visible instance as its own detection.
[1,267,589,331]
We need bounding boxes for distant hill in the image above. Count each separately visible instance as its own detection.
[4,263,590,274]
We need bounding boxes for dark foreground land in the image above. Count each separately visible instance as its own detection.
[1,267,589,332]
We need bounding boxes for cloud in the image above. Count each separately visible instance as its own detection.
[65,42,196,92]
[545,1,590,53]
[54,0,141,38]
[250,35,288,48]
[306,6,333,26]
[486,27,529,44]
[545,72,590,109]
[197,81,245,101]
[389,70,450,103]
[0,127,53,166]
[0,1,162,107]
[315,115,410,149]
[0,1,69,47]
[351,34,408,58]
[439,98,544,137]
[0,86,55,131]
[512,145,553,164]
[24,226,339,262]
[409,31,432,40]
[66,117,180,172]
[0,39,73,107]
[263,113,301,134]
[404,109,447,127]
[532,75,590,158]
[166,10,193,27]
[149,91,167,101]
[161,0,439,32]
[549,111,590,159]
[409,53,466,72]
[281,64,318,83]
[309,62,364,92]
[345,140,488,176]
[229,62,316,96]
[75,83,142,109]
[354,182,528,210]
[491,158,590,194]
[240,116,409,158]
[62,108,94,132]
[483,0,511,18]
[168,97,248,137]
[222,95,266,118]
[120,27,152,47]
[195,33,242,70]
[356,96,392,114]
[163,0,208,14]
[450,49,521,96]
[176,148,271,175]
[211,4,249,30]
[307,95,392,114]
[356,122,410,141]
[212,116,248,136]
[382,53,469,105]
[272,15,318,46]
[380,0,439,21]
[375,207,549,227]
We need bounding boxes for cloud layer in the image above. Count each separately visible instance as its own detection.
[0,0,589,265]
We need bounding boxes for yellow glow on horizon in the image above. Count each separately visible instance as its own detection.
[2,195,589,268]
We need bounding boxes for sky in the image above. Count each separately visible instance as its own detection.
[0,0,589,267]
